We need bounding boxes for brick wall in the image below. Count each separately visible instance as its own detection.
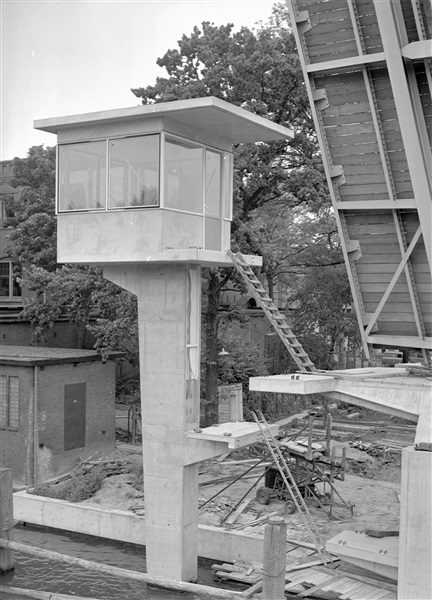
[0,360,116,486]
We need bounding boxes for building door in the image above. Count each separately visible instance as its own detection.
[64,383,86,450]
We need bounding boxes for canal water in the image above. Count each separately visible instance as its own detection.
[0,524,235,600]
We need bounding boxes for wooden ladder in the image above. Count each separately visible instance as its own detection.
[253,410,329,561]
[228,250,316,372]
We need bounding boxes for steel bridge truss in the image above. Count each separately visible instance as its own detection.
[287,0,432,366]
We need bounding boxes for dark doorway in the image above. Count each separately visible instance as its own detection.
[64,383,86,450]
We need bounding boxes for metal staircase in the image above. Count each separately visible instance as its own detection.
[228,250,316,372]
[253,410,329,560]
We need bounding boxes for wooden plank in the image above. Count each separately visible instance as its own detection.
[361,282,430,293]
[299,574,344,596]
[309,8,352,29]
[323,576,353,592]
[339,183,391,196]
[331,141,382,157]
[308,43,358,60]
[306,28,357,48]
[224,498,252,526]
[350,584,381,599]
[340,173,387,186]
[300,0,354,16]
[340,581,370,599]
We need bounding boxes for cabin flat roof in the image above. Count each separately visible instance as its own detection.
[34,96,294,144]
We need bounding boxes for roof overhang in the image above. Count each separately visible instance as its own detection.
[34,96,294,144]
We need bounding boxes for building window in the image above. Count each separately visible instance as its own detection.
[0,262,21,299]
[0,375,19,430]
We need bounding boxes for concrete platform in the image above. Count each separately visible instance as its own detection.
[326,530,398,582]
[188,421,279,450]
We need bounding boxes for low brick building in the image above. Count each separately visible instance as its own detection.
[0,345,123,486]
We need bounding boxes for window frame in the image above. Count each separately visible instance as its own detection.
[57,133,233,225]
[0,375,19,431]
[0,260,22,301]
[108,134,161,210]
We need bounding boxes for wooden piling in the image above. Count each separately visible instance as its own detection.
[262,516,287,600]
[0,468,15,573]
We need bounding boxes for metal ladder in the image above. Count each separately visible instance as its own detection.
[253,410,328,560]
[227,250,316,372]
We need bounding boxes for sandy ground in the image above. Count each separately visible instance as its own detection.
[79,440,401,545]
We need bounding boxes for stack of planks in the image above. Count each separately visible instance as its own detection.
[284,565,397,599]
[213,555,398,599]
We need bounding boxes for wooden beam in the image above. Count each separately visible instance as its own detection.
[364,226,422,335]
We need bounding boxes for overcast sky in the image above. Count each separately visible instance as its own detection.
[1,0,275,160]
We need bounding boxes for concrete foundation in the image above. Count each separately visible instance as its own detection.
[13,491,266,564]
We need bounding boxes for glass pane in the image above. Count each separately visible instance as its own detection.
[0,263,10,297]
[205,150,221,218]
[164,138,203,213]
[109,135,159,208]
[59,142,106,211]
[12,275,21,297]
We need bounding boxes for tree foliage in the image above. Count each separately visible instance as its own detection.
[6,146,138,362]
[131,6,358,421]
[289,264,361,370]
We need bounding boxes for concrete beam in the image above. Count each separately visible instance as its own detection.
[401,40,432,60]
[250,369,431,444]
[250,374,336,395]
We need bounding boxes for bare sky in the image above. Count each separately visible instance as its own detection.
[1,0,275,160]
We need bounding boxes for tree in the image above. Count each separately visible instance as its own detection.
[131,8,340,423]
[6,146,139,364]
[288,264,361,370]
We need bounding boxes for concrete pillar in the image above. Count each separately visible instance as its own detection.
[105,264,201,581]
[263,516,287,599]
[398,447,432,600]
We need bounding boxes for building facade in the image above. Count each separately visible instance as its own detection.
[0,346,122,486]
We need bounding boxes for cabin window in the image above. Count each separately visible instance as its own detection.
[164,137,203,214]
[109,135,159,208]
[59,142,106,211]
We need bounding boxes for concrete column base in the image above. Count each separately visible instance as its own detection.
[398,446,432,600]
